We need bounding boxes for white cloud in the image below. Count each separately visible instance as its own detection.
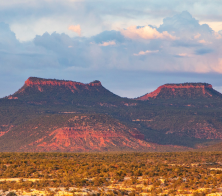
[68,25,81,36]
[134,50,159,56]
[98,40,116,46]
[177,53,192,57]
[121,25,177,40]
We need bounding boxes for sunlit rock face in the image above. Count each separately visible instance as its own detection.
[17,77,102,94]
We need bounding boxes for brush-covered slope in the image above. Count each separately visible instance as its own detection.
[0,113,159,152]
[136,83,222,100]
[8,77,123,104]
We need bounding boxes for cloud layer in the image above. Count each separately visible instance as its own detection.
[1,11,222,73]
[1,0,222,42]
[1,10,222,98]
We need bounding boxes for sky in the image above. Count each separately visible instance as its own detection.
[1,0,222,98]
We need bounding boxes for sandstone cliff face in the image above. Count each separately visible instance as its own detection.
[136,83,221,100]
[24,77,101,89]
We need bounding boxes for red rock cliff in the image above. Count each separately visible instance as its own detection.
[25,77,102,88]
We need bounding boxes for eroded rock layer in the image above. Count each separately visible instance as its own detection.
[0,114,157,152]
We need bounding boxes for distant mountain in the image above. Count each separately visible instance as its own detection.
[136,83,222,100]
[8,77,123,104]
[1,78,222,152]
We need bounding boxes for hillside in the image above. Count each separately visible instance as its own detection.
[0,113,155,152]
[1,78,222,151]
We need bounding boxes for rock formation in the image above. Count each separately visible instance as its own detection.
[136,83,221,100]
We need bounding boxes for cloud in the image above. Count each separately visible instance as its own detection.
[1,0,222,43]
[92,30,125,44]
[194,33,201,39]
[201,21,222,32]
[1,10,222,92]
[158,11,213,40]
[2,9,222,98]
[121,25,177,40]
[34,32,72,52]
[198,39,212,44]
[68,25,81,36]
[176,53,192,57]
[0,22,19,47]
[99,41,116,46]
[134,50,159,56]
[32,32,93,68]
[1,11,222,76]
[214,32,222,39]
[195,48,214,55]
